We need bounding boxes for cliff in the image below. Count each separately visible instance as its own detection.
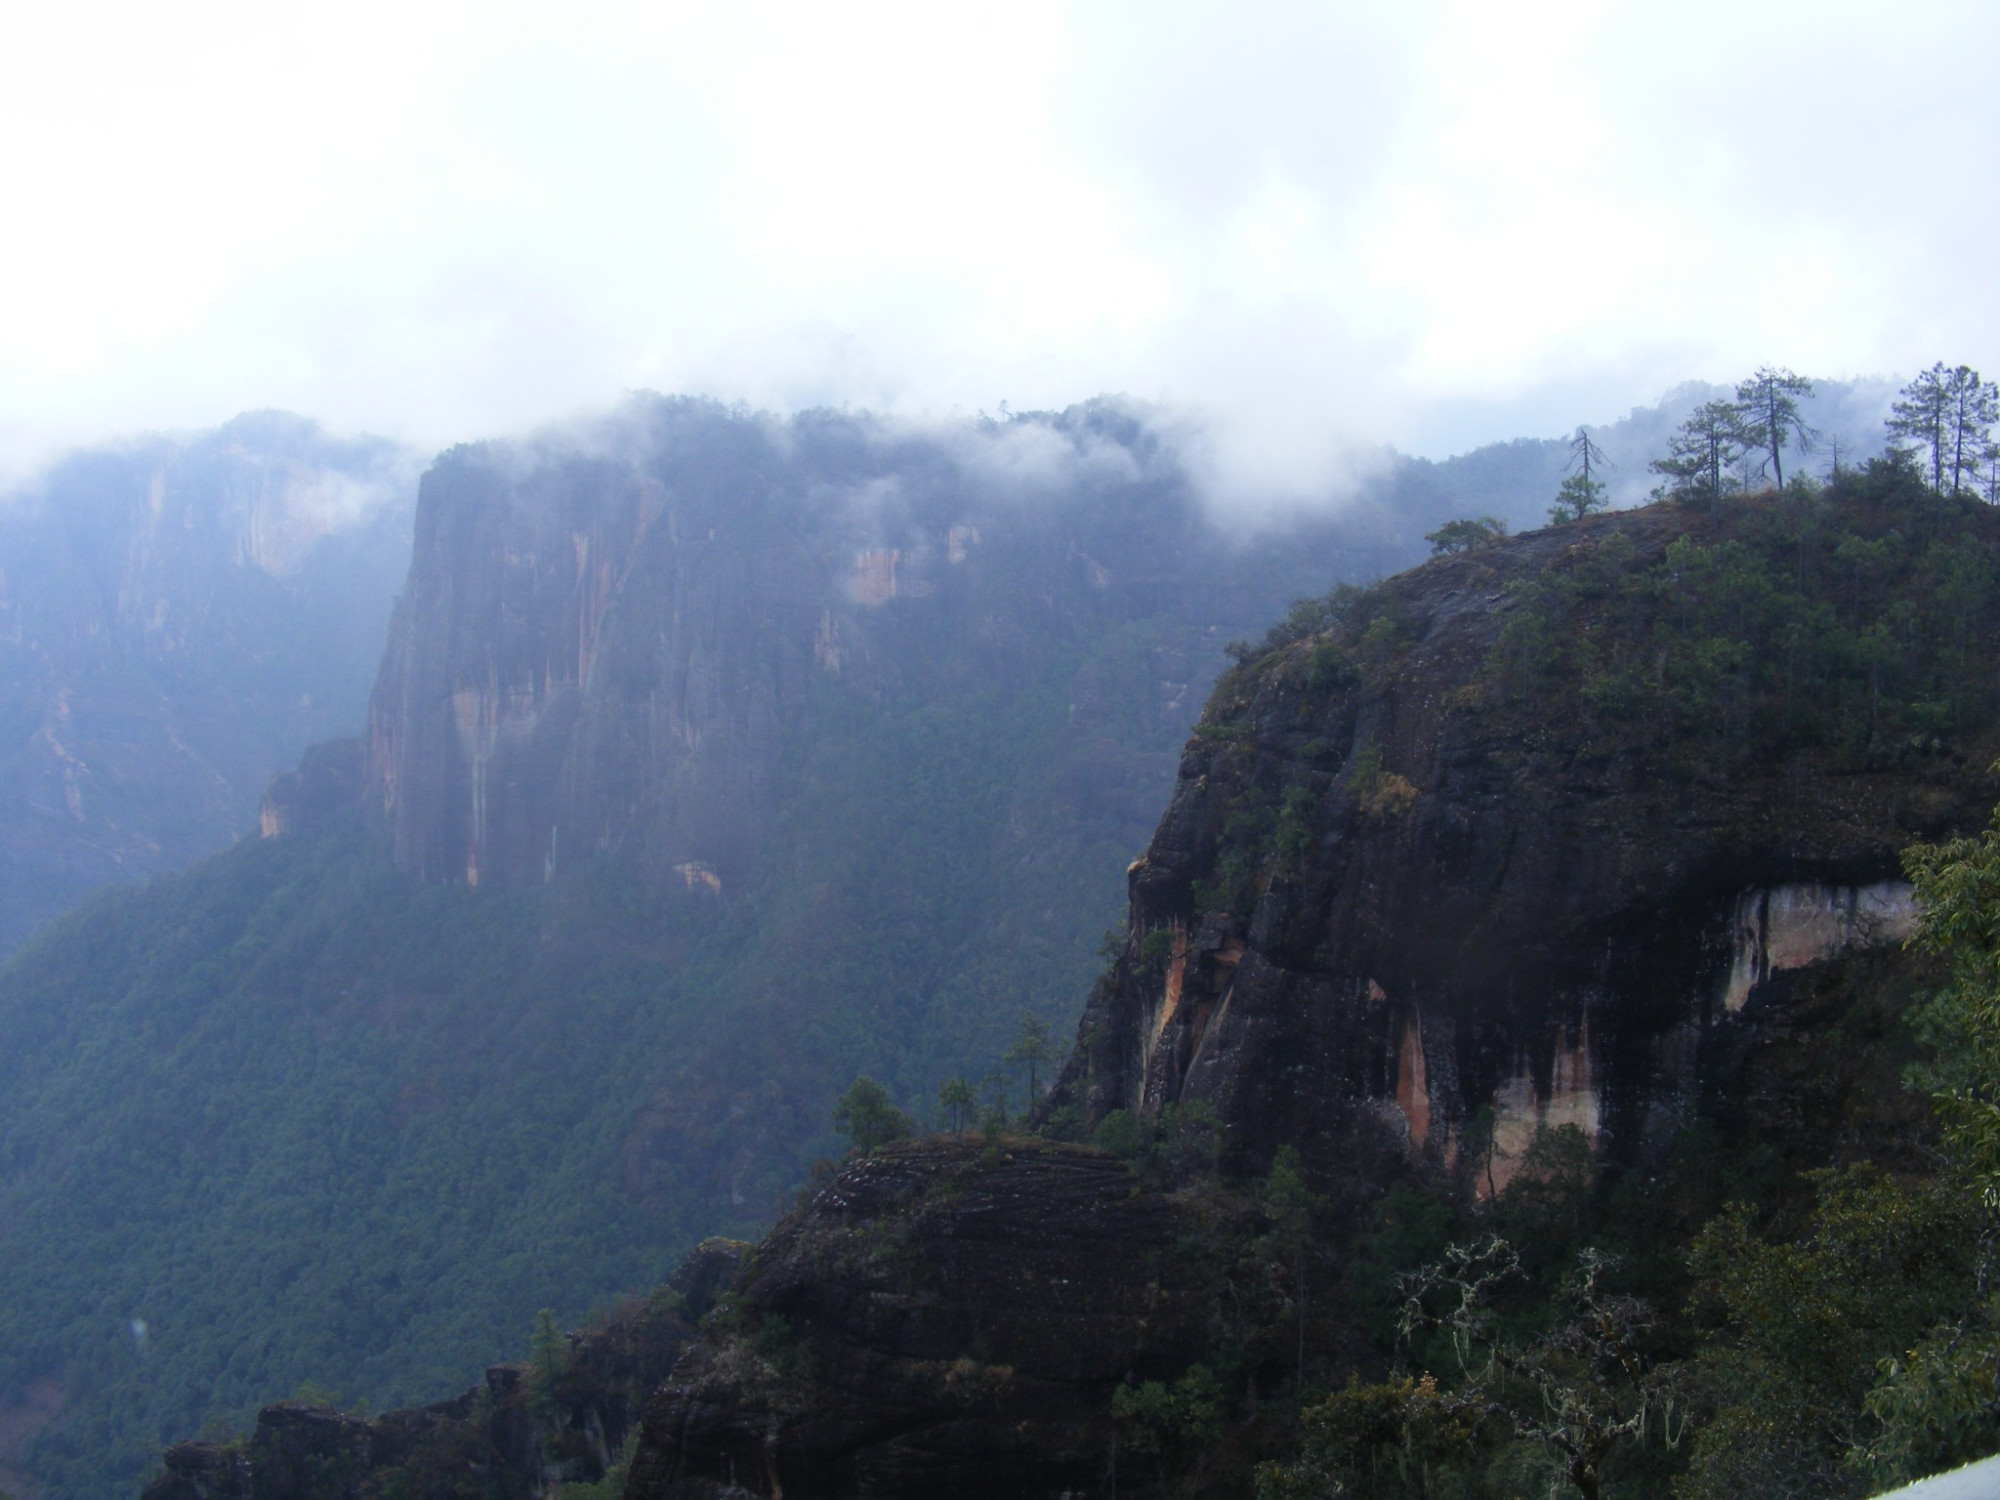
[359,397,1421,895]
[0,411,414,951]
[1049,479,2000,1204]
[622,471,2000,1496]
[0,397,1449,1500]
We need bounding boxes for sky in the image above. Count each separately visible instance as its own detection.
[1,0,1995,497]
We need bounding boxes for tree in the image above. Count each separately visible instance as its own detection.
[1888,363,2000,497]
[1903,811,2000,1207]
[1736,366,1818,491]
[1549,427,1612,525]
[1549,474,1608,526]
[831,1075,911,1155]
[1004,1013,1057,1103]
[1424,516,1508,555]
[1650,399,1750,515]
[1397,1239,1684,1500]
[936,1076,975,1133]
[527,1307,567,1418]
[1264,1145,1326,1386]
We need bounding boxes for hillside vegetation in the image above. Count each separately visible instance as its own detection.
[0,403,1425,1500]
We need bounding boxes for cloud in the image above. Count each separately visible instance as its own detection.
[0,1,1993,497]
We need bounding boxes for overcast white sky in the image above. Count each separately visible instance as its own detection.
[1,0,1995,495]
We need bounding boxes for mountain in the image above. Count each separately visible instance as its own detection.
[1051,467,1998,1203]
[4,384,1944,1499]
[0,411,415,953]
[624,462,2000,1498]
[0,396,1447,1500]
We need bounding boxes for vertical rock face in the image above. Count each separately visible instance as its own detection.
[0,411,414,951]
[365,433,800,889]
[1049,502,2000,1204]
[360,398,1425,897]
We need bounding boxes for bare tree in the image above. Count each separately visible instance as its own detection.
[1397,1242,1689,1500]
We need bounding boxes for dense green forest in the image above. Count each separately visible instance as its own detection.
[0,668,1142,1496]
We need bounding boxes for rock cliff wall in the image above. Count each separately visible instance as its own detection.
[0,410,413,951]
[358,398,1425,898]
[1049,498,2000,1204]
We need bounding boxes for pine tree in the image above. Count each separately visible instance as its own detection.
[936,1076,976,1133]
[1887,363,1999,497]
[1650,399,1750,516]
[1735,367,1818,490]
[527,1308,566,1418]
[1425,516,1508,554]
[1004,1013,1057,1102]
[832,1075,910,1155]
[1549,427,1612,524]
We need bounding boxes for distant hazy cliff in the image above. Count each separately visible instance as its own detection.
[359,398,1430,897]
[0,411,413,951]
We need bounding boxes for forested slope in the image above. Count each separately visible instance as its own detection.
[0,399,1439,1499]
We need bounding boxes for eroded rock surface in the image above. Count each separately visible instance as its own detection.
[624,1139,1222,1500]
[358,398,1422,895]
[1049,500,2000,1203]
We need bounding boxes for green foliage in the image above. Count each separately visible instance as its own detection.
[1487,467,2000,768]
[1905,809,2000,1206]
[1680,1166,1980,1497]
[527,1308,567,1418]
[1137,927,1177,968]
[1735,366,1818,492]
[1857,1321,2000,1489]
[1550,471,1609,525]
[1003,1014,1057,1103]
[832,1076,912,1156]
[1425,516,1509,555]
[1255,1373,1493,1500]
[555,1431,640,1500]
[1112,1362,1225,1459]
[936,1077,976,1133]
[1889,363,1999,497]
[1341,739,1419,822]
[1649,399,1752,508]
[1089,1100,1223,1187]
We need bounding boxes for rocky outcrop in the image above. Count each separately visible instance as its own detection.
[258,739,365,838]
[140,1241,742,1500]
[623,1139,1236,1500]
[1048,496,2000,1203]
[359,398,1423,893]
